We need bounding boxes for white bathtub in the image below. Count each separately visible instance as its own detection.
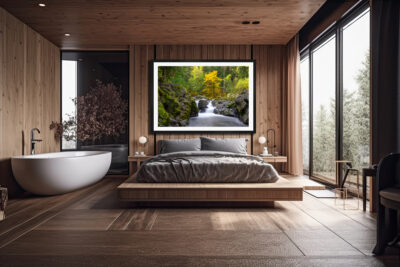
[11,151,112,195]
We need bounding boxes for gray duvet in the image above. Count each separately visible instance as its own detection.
[136,151,279,183]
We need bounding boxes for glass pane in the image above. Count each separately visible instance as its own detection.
[300,57,310,172]
[312,36,336,182]
[342,9,370,189]
[61,51,129,175]
[61,60,77,150]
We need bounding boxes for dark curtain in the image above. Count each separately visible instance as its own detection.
[371,0,400,164]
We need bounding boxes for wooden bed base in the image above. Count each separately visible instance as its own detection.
[117,176,303,204]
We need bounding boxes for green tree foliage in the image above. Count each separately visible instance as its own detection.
[311,52,370,178]
[158,66,191,89]
[238,66,249,79]
[312,101,336,175]
[302,100,309,170]
[188,66,204,95]
[343,52,370,170]
[223,74,234,93]
[202,70,223,98]
[234,77,249,94]
[158,66,250,100]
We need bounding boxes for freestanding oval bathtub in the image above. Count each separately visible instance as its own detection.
[11,151,111,195]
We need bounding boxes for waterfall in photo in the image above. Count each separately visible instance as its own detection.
[196,100,215,117]
[189,99,246,127]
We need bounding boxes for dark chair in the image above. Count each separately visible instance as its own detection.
[373,153,400,255]
[340,162,359,189]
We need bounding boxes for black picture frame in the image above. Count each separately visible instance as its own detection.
[150,59,256,134]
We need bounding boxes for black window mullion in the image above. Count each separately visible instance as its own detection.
[336,27,343,187]
[309,49,313,178]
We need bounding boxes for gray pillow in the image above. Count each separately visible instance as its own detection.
[200,137,248,154]
[158,138,201,154]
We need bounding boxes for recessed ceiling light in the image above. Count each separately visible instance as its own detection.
[38,3,46,7]
[64,33,71,37]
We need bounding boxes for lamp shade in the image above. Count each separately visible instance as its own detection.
[138,136,147,144]
[258,136,266,144]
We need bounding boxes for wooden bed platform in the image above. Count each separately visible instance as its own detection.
[117,176,303,205]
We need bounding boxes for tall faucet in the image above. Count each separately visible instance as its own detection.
[31,128,42,155]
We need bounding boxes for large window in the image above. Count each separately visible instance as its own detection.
[61,51,129,174]
[342,9,370,187]
[300,3,370,186]
[312,36,337,182]
[300,57,310,172]
[61,60,77,150]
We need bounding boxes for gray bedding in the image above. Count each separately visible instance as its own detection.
[135,151,279,183]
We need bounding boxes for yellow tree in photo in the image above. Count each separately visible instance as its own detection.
[202,70,223,98]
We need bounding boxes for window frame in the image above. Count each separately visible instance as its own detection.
[300,1,370,186]
[59,50,131,152]
[300,55,310,174]
[60,59,78,150]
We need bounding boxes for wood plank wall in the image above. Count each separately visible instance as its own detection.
[253,45,287,156]
[0,7,60,196]
[130,45,287,165]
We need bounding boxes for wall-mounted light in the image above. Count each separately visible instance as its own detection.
[38,3,46,7]
[258,136,266,145]
[138,136,148,145]
[64,33,71,37]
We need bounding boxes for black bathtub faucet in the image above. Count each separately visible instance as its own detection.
[31,128,42,155]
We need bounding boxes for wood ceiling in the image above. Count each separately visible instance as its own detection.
[0,0,325,49]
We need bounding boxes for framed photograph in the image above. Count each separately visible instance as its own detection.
[152,60,255,133]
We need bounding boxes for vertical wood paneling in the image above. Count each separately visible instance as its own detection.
[0,7,60,196]
[266,46,284,156]
[253,45,286,161]
[39,37,60,154]
[280,47,288,172]
[253,45,267,156]
[24,29,41,155]
[130,45,154,161]
[130,44,287,163]
[3,9,25,158]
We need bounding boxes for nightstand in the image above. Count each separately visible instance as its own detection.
[259,156,287,163]
[258,156,287,173]
[128,155,153,173]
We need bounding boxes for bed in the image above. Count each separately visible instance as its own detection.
[117,137,303,206]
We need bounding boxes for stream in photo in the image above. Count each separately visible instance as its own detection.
[188,100,246,127]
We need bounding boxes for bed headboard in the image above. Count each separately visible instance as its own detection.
[154,134,252,155]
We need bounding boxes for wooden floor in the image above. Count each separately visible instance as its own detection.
[0,176,398,267]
